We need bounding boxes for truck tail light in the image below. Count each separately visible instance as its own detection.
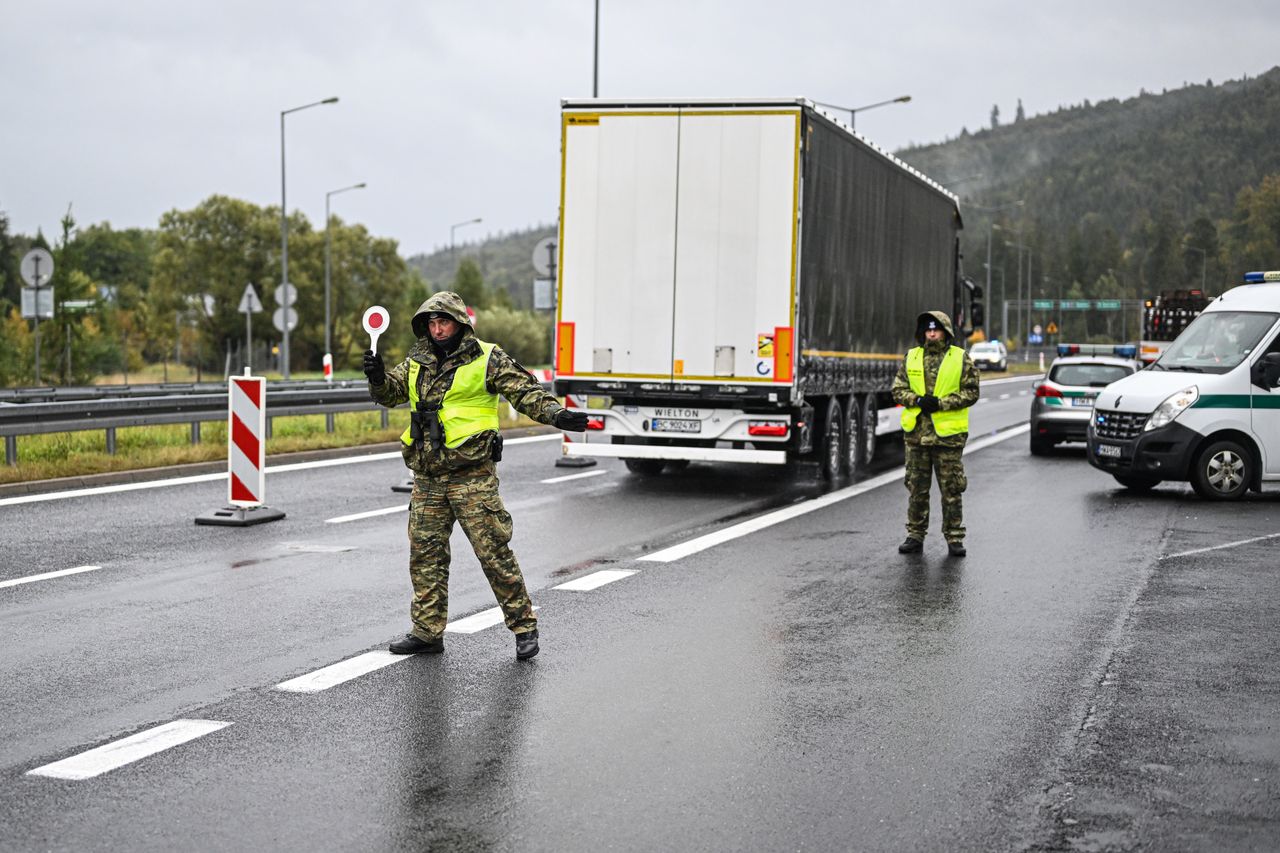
[748,421,788,437]
[586,416,605,430]
[1035,384,1062,398]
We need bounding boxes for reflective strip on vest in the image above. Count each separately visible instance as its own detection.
[900,346,968,436]
[399,341,500,448]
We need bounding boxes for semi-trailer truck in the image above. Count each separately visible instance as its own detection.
[552,98,979,478]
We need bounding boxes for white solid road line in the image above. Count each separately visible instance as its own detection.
[276,651,406,693]
[640,425,1030,564]
[1161,531,1280,561]
[0,565,100,590]
[326,504,408,524]
[0,433,564,508]
[540,469,608,484]
[26,719,232,780]
[552,569,637,591]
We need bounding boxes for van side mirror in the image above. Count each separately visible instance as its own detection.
[1251,352,1280,390]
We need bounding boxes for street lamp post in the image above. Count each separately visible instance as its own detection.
[324,182,367,381]
[280,96,339,380]
[969,200,1023,343]
[812,95,911,131]
[450,217,483,272]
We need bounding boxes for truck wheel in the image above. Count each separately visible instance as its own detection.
[1113,474,1160,493]
[624,459,667,476]
[858,394,879,472]
[1190,439,1251,500]
[842,395,861,477]
[821,398,843,481]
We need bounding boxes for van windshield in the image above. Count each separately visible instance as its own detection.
[1156,311,1279,373]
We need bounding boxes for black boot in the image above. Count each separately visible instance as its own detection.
[515,629,540,660]
[947,541,967,557]
[389,633,444,655]
[898,537,923,554]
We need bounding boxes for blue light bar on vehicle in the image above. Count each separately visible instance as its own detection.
[1056,343,1137,358]
[1244,271,1280,283]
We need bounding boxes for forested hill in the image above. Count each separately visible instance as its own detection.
[897,67,1280,304]
[406,224,555,310]
[410,68,1280,332]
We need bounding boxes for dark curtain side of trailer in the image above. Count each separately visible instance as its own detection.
[796,111,961,372]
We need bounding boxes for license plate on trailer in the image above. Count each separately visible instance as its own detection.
[1072,397,1095,407]
[1096,443,1121,458]
[651,418,701,433]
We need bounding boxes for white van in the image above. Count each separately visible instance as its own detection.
[1087,271,1280,499]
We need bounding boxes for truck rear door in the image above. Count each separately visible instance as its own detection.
[558,107,800,384]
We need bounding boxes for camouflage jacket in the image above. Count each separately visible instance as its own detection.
[370,332,565,474]
[891,338,980,447]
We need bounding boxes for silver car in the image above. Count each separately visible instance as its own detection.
[1031,354,1142,455]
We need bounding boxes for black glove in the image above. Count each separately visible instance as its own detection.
[555,409,589,432]
[917,394,940,414]
[362,350,385,385]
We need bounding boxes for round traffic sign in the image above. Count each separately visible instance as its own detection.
[1033,324,1043,335]
[274,282,297,307]
[272,306,298,332]
[20,248,55,287]
[532,236,556,277]
[362,305,390,354]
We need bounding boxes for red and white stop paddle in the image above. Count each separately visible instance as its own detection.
[362,305,390,354]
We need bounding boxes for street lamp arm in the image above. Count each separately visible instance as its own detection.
[283,96,340,116]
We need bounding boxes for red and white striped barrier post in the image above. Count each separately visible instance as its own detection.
[555,393,597,468]
[195,369,286,526]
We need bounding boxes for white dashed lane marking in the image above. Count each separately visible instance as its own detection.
[26,719,232,780]
[0,565,100,590]
[325,505,408,524]
[553,569,637,591]
[276,651,406,693]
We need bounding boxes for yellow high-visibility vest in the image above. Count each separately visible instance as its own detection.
[900,346,968,436]
[400,341,499,449]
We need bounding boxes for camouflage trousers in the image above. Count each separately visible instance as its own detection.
[407,461,537,641]
[903,442,967,543]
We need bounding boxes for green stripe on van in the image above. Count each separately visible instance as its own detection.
[1191,394,1280,409]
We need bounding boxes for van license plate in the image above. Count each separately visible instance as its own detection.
[651,418,700,433]
[1096,443,1121,458]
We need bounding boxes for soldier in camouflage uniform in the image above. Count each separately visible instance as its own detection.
[890,310,980,557]
[363,291,588,659]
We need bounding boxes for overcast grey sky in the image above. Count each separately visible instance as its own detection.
[3,1,1277,260]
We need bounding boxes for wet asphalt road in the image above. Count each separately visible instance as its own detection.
[3,375,1279,851]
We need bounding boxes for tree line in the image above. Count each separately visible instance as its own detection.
[0,197,551,387]
[900,67,1280,345]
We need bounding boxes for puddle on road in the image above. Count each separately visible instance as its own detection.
[230,543,358,569]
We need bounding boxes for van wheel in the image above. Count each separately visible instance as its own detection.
[1114,474,1160,493]
[821,398,843,481]
[624,459,667,476]
[1190,440,1251,500]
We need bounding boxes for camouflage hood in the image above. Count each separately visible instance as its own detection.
[412,291,474,339]
[914,310,955,346]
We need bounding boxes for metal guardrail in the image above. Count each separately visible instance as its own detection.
[0,378,553,465]
[0,378,360,404]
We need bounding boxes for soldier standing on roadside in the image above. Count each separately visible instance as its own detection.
[363,291,588,659]
[891,310,980,557]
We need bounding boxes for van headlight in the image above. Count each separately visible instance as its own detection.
[1144,386,1199,431]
